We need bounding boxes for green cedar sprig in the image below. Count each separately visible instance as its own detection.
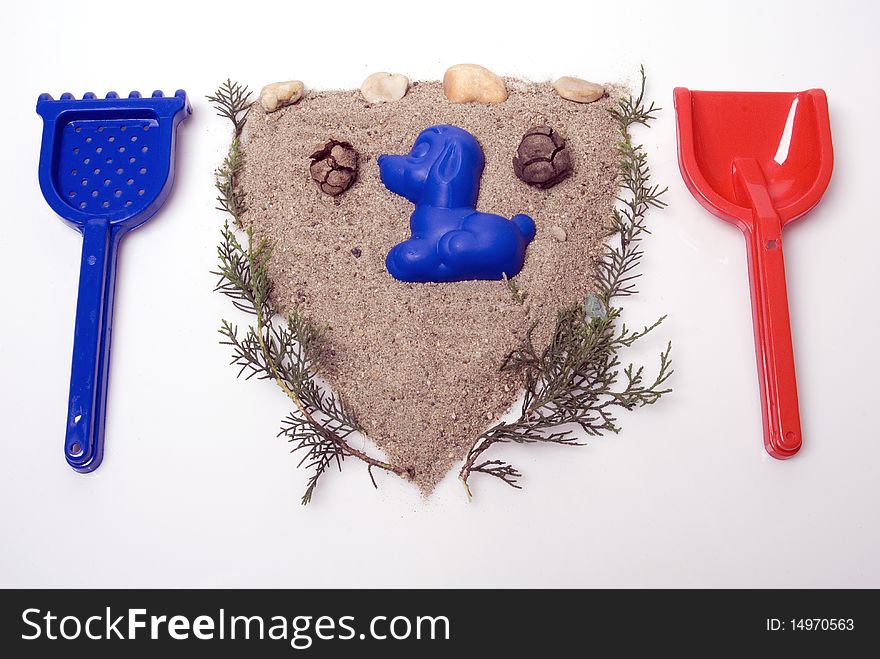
[209,81,409,504]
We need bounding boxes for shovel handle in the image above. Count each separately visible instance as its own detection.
[735,158,802,458]
[65,218,122,472]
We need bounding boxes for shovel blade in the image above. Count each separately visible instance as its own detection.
[674,87,833,230]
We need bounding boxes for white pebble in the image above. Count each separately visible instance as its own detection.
[443,64,508,104]
[553,76,605,104]
[549,226,568,242]
[360,72,409,104]
[259,80,304,113]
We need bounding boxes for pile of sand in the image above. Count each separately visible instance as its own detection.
[238,80,619,492]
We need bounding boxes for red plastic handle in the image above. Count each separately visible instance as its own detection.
[735,158,802,458]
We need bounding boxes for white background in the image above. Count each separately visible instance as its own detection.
[1,0,878,588]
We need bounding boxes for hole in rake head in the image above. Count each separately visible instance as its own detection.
[79,201,86,209]
[108,135,115,142]
[125,200,133,207]
[141,146,148,153]
[102,201,109,208]
[138,189,145,196]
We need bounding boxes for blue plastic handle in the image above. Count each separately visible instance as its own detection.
[65,218,122,471]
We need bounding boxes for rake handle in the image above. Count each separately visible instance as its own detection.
[735,158,802,459]
[65,218,122,472]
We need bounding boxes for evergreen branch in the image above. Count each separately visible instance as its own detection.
[459,67,673,499]
[210,80,410,504]
[207,79,252,135]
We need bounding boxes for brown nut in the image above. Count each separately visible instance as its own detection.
[512,126,572,189]
[309,140,358,196]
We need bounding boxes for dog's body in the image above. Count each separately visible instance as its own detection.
[379,125,535,283]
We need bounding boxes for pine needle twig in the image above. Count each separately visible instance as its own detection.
[210,80,411,504]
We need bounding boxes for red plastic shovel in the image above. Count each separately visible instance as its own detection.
[674,88,833,459]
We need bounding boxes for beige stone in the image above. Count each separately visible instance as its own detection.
[361,72,409,104]
[443,64,508,104]
[259,80,304,113]
[553,76,605,104]
[549,226,567,242]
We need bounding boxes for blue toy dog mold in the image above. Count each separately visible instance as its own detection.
[379,125,535,282]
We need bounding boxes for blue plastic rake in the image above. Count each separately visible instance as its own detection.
[36,89,190,472]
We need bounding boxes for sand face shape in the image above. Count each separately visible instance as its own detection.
[239,81,620,493]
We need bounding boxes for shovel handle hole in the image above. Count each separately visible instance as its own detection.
[766,239,778,250]
[70,442,82,455]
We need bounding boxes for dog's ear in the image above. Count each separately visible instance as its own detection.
[435,142,462,184]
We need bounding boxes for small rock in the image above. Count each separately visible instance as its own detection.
[360,72,409,104]
[259,80,304,112]
[351,247,362,258]
[309,140,358,196]
[512,125,572,189]
[553,76,605,104]
[443,64,508,104]
[549,226,567,242]
[584,293,608,320]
